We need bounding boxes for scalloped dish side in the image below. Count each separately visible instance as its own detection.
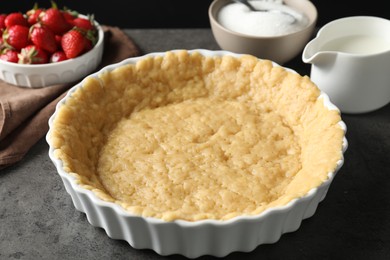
[48,50,345,222]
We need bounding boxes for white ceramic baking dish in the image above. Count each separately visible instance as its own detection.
[47,49,348,258]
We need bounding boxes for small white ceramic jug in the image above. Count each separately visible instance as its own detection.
[302,16,390,114]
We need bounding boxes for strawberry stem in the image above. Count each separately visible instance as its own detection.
[50,0,58,9]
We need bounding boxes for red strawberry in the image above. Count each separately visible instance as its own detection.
[2,25,30,50]
[50,50,68,63]
[72,17,94,31]
[18,45,48,64]
[61,29,87,58]
[30,24,57,53]
[26,4,44,26]
[83,27,98,51]
[84,38,93,52]
[40,6,72,35]
[62,10,78,25]
[0,14,7,30]
[0,49,19,63]
[54,34,62,47]
[4,12,29,27]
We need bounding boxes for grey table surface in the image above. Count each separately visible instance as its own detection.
[1,29,390,260]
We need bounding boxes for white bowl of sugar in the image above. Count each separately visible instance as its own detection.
[209,0,318,64]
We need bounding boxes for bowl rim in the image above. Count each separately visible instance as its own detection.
[0,15,104,69]
[47,48,348,226]
[208,0,318,39]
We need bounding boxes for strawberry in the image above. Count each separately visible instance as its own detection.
[0,49,19,63]
[54,34,62,47]
[84,37,93,52]
[26,4,44,26]
[62,9,78,25]
[61,29,87,59]
[0,14,7,30]
[2,25,30,50]
[4,12,29,27]
[18,45,48,64]
[50,50,68,63]
[72,16,94,31]
[40,4,72,35]
[30,24,57,53]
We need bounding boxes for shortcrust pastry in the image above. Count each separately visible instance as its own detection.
[50,50,344,221]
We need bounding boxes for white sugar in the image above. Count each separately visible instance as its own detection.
[217,1,309,37]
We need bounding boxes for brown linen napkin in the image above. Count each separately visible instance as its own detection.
[0,26,141,169]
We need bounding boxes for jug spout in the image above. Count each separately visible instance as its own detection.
[302,38,338,65]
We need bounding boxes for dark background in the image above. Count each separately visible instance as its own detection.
[1,0,390,29]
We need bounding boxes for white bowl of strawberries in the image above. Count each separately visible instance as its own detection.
[0,3,104,88]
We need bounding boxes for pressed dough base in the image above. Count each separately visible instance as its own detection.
[50,50,344,221]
